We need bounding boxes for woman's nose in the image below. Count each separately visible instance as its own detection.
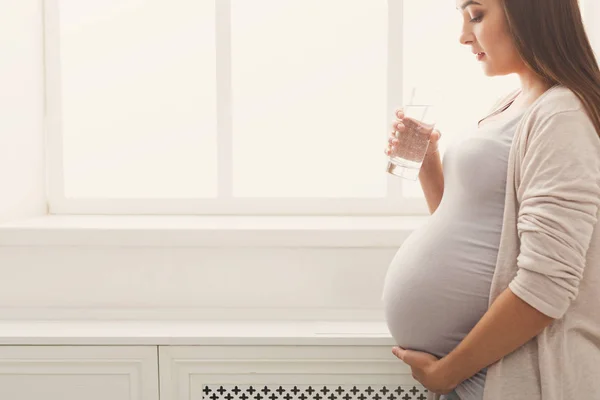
[459,29,474,46]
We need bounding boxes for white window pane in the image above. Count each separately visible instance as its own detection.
[401,0,520,198]
[59,0,217,198]
[231,0,388,198]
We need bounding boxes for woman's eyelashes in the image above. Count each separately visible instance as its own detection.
[470,14,483,23]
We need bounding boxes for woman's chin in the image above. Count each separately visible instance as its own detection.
[481,64,496,77]
[481,62,515,78]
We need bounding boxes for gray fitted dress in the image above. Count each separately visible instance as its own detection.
[382,106,524,400]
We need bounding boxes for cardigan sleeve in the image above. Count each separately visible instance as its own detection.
[509,109,600,319]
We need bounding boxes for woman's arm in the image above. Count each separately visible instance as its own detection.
[417,89,520,215]
[392,288,554,394]
[440,109,600,387]
[419,149,444,214]
[418,90,519,215]
[436,287,554,389]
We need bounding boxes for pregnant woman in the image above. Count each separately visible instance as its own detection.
[382,0,600,399]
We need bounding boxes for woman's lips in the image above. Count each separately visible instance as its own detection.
[476,52,486,61]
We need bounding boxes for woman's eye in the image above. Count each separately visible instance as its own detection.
[470,14,483,23]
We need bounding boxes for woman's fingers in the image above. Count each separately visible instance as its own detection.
[391,120,405,132]
[388,110,442,158]
[385,131,400,155]
[401,117,419,131]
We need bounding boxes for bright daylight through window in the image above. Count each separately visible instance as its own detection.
[50,0,519,214]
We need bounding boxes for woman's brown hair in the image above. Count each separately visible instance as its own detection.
[503,0,600,136]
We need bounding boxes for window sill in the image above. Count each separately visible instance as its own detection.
[0,320,394,345]
[0,215,427,247]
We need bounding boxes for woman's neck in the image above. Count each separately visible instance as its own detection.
[515,71,553,108]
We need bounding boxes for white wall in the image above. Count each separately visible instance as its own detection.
[582,0,600,59]
[0,0,46,224]
[0,245,393,321]
[0,1,598,324]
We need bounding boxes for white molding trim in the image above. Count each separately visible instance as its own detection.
[43,0,65,211]
[0,214,425,247]
[0,321,395,346]
[0,308,386,325]
[216,0,233,199]
[386,0,404,200]
[48,198,430,216]
[0,345,159,400]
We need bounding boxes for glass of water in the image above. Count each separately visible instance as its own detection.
[386,104,436,180]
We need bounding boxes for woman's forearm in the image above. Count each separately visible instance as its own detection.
[419,151,444,214]
[437,288,555,389]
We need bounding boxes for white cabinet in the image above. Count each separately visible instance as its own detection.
[0,346,159,400]
[0,322,424,400]
[159,346,427,400]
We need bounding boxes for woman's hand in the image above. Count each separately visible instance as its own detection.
[392,346,457,395]
[385,108,441,157]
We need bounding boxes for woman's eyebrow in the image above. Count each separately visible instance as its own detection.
[457,0,482,11]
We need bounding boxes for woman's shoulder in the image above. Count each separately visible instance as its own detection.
[528,85,587,119]
[521,86,598,151]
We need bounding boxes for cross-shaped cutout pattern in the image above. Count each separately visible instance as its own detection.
[202,385,427,400]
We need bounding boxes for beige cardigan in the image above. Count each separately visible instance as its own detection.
[432,86,600,400]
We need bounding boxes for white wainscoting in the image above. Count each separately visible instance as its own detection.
[0,321,426,400]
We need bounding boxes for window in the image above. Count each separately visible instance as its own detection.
[45,0,519,215]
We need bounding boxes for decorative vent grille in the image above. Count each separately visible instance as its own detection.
[203,385,428,400]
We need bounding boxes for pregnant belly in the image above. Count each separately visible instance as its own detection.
[382,225,496,358]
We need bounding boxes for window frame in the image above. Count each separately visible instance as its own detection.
[44,0,429,216]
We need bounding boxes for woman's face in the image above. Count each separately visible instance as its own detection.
[456,0,525,76]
